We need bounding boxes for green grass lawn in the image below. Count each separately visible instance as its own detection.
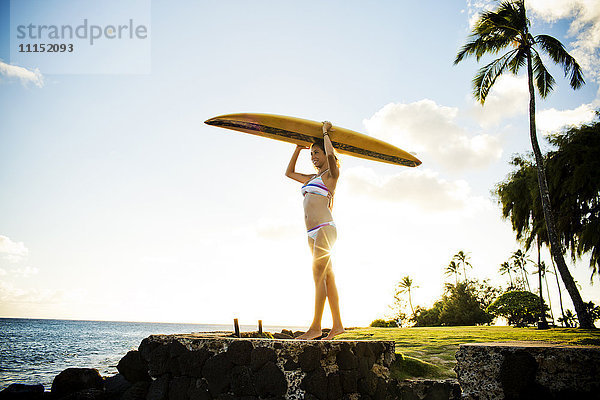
[336,326,600,380]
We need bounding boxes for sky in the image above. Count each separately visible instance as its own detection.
[1,0,599,327]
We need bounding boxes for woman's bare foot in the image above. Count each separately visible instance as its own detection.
[296,328,322,340]
[323,327,345,340]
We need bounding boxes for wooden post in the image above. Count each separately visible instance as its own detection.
[258,320,263,334]
[234,318,240,338]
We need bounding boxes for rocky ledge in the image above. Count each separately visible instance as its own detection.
[455,341,600,400]
[133,333,395,400]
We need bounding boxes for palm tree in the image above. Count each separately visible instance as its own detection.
[445,260,460,286]
[551,257,567,325]
[538,260,555,324]
[498,261,514,288]
[454,0,592,327]
[535,238,549,328]
[453,251,472,282]
[396,276,418,315]
[511,249,531,291]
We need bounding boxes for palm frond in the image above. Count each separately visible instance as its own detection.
[535,34,585,89]
[475,1,526,36]
[472,49,519,103]
[531,49,555,98]
[455,33,515,64]
[507,45,527,74]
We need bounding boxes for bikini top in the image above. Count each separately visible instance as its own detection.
[301,170,332,199]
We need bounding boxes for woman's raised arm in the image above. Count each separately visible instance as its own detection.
[285,145,313,183]
[322,121,339,179]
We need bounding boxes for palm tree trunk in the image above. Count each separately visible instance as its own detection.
[408,289,414,315]
[551,256,566,325]
[537,238,548,328]
[545,267,555,324]
[526,51,593,329]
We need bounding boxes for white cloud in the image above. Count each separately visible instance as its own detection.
[470,76,529,127]
[10,266,40,278]
[256,219,298,240]
[363,100,502,171]
[528,0,600,84]
[343,166,479,212]
[0,235,29,264]
[0,61,44,87]
[537,103,597,134]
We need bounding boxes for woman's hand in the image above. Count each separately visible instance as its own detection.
[296,144,309,150]
[322,121,333,134]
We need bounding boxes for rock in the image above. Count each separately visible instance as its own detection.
[327,372,343,400]
[283,358,299,371]
[202,353,233,396]
[188,379,210,400]
[121,382,150,400]
[456,342,600,399]
[272,333,293,339]
[51,368,104,398]
[118,350,151,383]
[298,346,321,372]
[226,340,253,366]
[146,375,169,400]
[253,362,287,398]
[280,329,294,336]
[357,371,378,397]
[250,347,276,371]
[167,377,190,400]
[60,389,107,400]
[292,331,305,338]
[0,384,45,400]
[336,349,358,370]
[178,349,211,377]
[301,367,327,400]
[103,374,131,396]
[339,370,358,394]
[146,340,188,378]
[230,366,256,397]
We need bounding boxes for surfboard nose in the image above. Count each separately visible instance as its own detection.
[204,117,219,125]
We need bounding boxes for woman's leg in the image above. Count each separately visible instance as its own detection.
[323,268,345,340]
[297,226,340,340]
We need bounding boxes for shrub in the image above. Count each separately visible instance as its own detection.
[370,319,399,328]
[487,290,548,327]
[411,281,496,326]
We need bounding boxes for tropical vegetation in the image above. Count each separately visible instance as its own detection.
[454,0,592,328]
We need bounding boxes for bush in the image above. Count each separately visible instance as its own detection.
[411,281,496,326]
[487,290,548,327]
[370,319,398,328]
[412,303,442,327]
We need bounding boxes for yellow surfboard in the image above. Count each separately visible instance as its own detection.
[205,113,421,167]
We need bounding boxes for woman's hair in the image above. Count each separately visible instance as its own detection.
[311,139,341,169]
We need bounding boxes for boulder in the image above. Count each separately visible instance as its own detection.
[51,368,104,398]
[0,383,45,400]
[117,351,151,383]
[298,346,321,372]
[253,362,287,398]
[103,374,131,396]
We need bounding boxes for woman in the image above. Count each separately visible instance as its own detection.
[285,121,344,340]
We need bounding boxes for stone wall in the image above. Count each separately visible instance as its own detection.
[133,334,395,400]
[455,341,600,400]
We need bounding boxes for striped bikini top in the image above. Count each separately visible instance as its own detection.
[301,170,332,199]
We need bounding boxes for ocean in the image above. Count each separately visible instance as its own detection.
[0,318,304,391]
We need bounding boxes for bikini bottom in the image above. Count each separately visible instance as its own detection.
[307,221,336,241]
